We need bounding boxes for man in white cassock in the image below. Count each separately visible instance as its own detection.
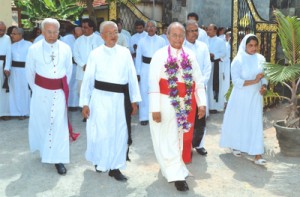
[149,22,206,192]
[206,24,226,113]
[80,21,141,182]
[61,26,83,110]
[26,18,73,175]
[136,20,166,126]
[73,18,104,100]
[9,27,32,119]
[187,12,209,46]
[221,31,232,106]
[184,20,211,156]
[129,20,147,67]
[0,21,11,120]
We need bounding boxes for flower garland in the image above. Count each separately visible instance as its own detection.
[164,46,193,133]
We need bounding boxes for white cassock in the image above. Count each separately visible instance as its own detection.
[26,39,73,163]
[184,39,211,148]
[79,44,141,171]
[129,31,147,67]
[149,46,206,182]
[61,34,79,107]
[33,34,44,43]
[136,34,166,122]
[0,34,11,116]
[9,39,32,116]
[160,34,169,45]
[121,29,131,46]
[221,40,231,102]
[207,36,226,111]
[117,33,128,48]
[73,33,104,82]
[197,28,209,46]
[220,34,267,155]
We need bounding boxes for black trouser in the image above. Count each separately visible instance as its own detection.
[192,107,206,148]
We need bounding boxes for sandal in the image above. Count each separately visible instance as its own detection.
[232,149,241,157]
[254,158,267,166]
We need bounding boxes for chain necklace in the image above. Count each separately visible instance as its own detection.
[42,42,59,66]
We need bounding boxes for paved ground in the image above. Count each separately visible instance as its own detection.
[0,105,299,197]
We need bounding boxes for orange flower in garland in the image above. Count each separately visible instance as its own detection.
[164,46,193,133]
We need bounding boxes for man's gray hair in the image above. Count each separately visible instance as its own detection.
[0,21,6,27]
[41,18,60,32]
[147,20,157,27]
[100,21,117,33]
[14,27,24,37]
[167,22,185,35]
[185,20,198,28]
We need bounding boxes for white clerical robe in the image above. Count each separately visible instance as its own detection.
[221,40,231,102]
[73,33,104,81]
[80,44,141,171]
[9,39,32,116]
[26,40,73,163]
[220,38,267,155]
[184,39,211,148]
[136,34,166,121]
[129,31,147,67]
[61,34,79,107]
[149,46,206,182]
[207,36,226,111]
[198,27,209,46]
[0,34,11,116]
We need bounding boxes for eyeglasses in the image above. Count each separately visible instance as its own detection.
[45,30,59,35]
[187,29,198,33]
[102,31,118,37]
[146,26,156,29]
[0,29,6,33]
[10,33,20,35]
[169,34,185,39]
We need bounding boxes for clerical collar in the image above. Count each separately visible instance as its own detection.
[169,45,182,57]
[85,33,94,38]
[185,39,195,46]
[43,39,58,48]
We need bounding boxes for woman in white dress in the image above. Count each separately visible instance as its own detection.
[220,34,268,165]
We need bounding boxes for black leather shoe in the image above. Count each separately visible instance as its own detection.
[82,118,87,122]
[196,147,208,155]
[140,121,148,126]
[209,110,218,114]
[108,169,127,182]
[94,165,102,173]
[55,163,67,175]
[174,180,189,191]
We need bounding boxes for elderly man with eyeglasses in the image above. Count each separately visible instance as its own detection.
[80,21,141,182]
[149,22,206,192]
[26,18,76,175]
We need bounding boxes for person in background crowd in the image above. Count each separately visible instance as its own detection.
[0,21,11,121]
[135,20,166,126]
[9,27,32,120]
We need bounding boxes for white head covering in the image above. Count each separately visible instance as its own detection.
[235,33,258,59]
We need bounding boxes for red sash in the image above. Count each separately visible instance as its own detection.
[159,78,196,164]
[35,73,80,141]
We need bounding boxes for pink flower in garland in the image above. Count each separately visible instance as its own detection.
[164,46,193,133]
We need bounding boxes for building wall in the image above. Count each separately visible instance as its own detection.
[0,0,12,26]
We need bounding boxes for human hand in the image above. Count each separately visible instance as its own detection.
[131,103,138,115]
[82,105,90,119]
[152,112,161,123]
[198,106,206,119]
[4,70,10,77]
[255,73,264,83]
[259,85,267,95]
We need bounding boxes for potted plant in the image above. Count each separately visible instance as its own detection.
[264,9,300,156]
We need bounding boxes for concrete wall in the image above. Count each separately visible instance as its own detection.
[0,0,12,27]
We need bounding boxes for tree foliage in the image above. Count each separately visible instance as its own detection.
[14,0,84,28]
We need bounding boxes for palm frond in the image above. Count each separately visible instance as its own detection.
[273,10,300,64]
[264,62,300,84]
